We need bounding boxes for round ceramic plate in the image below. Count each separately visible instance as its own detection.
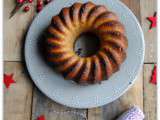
[25,0,145,108]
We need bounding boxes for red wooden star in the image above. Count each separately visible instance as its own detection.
[147,12,157,30]
[150,65,157,85]
[4,73,15,88]
[37,115,45,120]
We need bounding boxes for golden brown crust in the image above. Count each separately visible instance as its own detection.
[58,56,79,72]
[51,16,68,33]
[59,7,73,30]
[87,5,108,26]
[66,59,84,79]
[70,3,83,26]
[97,21,125,34]
[93,12,118,28]
[100,31,128,50]
[98,51,113,79]
[45,2,128,85]
[92,56,103,83]
[79,58,92,83]
[80,2,96,23]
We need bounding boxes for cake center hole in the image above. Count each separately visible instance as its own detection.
[74,32,100,57]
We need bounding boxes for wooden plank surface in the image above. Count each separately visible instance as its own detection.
[3,0,157,120]
[31,88,87,120]
[88,71,143,120]
[4,0,36,61]
[140,0,157,63]
[143,64,157,120]
[121,0,141,20]
[4,62,33,120]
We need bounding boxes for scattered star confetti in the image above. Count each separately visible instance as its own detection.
[37,115,46,120]
[4,73,15,88]
[147,12,157,31]
[150,65,157,85]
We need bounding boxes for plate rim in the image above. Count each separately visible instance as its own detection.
[24,0,145,108]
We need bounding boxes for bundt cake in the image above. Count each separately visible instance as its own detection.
[45,2,128,84]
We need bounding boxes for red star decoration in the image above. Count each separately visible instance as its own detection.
[150,65,157,85]
[37,115,46,120]
[147,12,157,31]
[4,73,15,88]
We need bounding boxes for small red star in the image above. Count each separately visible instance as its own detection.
[147,12,157,30]
[150,65,157,85]
[4,73,15,88]
[37,115,45,120]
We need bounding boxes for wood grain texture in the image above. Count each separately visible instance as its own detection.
[88,71,143,120]
[140,0,157,63]
[4,62,33,120]
[4,0,36,61]
[3,0,157,120]
[121,0,141,21]
[143,64,157,120]
[31,88,87,120]
[88,108,103,120]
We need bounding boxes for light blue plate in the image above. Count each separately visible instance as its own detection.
[25,0,145,108]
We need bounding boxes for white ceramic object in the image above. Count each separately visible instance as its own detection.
[25,0,145,108]
[116,106,144,120]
